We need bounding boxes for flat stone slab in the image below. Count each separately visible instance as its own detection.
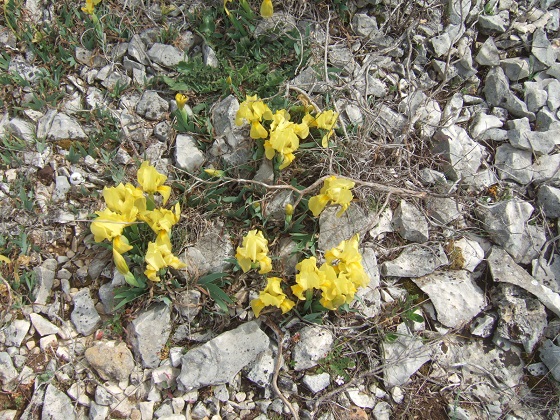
[488,247,560,317]
[177,321,269,391]
[412,270,486,328]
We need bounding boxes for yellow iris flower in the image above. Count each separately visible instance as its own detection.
[140,203,181,234]
[236,95,273,140]
[251,277,295,317]
[175,93,188,110]
[103,183,146,221]
[314,110,339,147]
[235,230,272,274]
[137,161,171,204]
[204,169,225,178]
[260,0,273,17]
[144,232,187,282]
[91,208,136,243]
[291,257,324,300]
[308,176,355,217]
[265,111,311,169]
[82,0,102,15]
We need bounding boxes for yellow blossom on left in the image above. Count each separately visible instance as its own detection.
[82,0,102,14]
[140,203,181,234]
[137,161,171,204]
[235,230,272,274]
[251,277,295,317]
[313,110,339,147]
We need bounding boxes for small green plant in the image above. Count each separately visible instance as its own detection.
[316,344,356,383]
[197,272,234,313]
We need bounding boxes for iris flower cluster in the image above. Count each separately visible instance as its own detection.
[91,161,186,285]
[235,95,339,170]
[238,229,368,317]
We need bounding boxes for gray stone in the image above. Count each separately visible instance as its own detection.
[352,13,378,38]
[154,121,171,142]
[356,74,387,98]
[391,200,429,243]
[475,37,500,66]
[532,28,555,67]
[483,66,535,120]
[328,45,356,74]
[202,44,218,68]
[177,321,269,390]
[303,373,330,393]
[8,118,34,144]
[42,384,76,420]
[352,248,381,317]
[524,82,548,112]
[101,71,131,91]
[185,223,233,277]
[47,113,86,141]
[52,175,71,202]
[175,134,205,172]
[539,340,560,381]
[494,144,533,184]
[71,288,100,336]
[85,341,135,382]
[382,322,430,388]
[136,91,169,121]
[264,190,293,221]
[469,113,503,138]
[0,410,17,420]
[441,93,464,126]
[546,80,560,112]
[433,125,484,181]
[431,32,452,58]
[3,319,30,347]
[175,289,201,319]
[138,402,154,420]
[0,353,17,385]
[89,401,109,420]
[491,283,547,352]
[469,312,498,337]
[449,0,472,26]
[147,43,185,68]
[538,185,560,218]
[347,388,375,408]
[209,95,253,168]
[532,256,560,294]
[432,59,459,80]
[33,258,57,308]
[129,303,171,368]
[527,362,548,376]
[488,247,560,317]
[128,34,149,65]
[29,313,59,337]
[412,270,485,328]
[8,56,43,84]
[477,200,544,264]
[425,196,463,225]
[507,117,557,155]
[500,57,531,80]
[246,347,275,388]
[372,401,392,420]
[478,13,508,33]
[531,153,560,183]
[318,205,375,251]
[381,244,448,278]
[451,237,484,272]
[373,104,407,141]
[292,325,334,371]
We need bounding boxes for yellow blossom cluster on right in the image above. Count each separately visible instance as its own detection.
[235,95,339,170]
[239,229,369,317]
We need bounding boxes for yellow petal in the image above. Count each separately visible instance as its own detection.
[113,235,133,254]
[204,169,225,177]
[251,298,266,317]
[250,121,268,139]
[137,161,167,195]
[113,249,130,275]
[308,194,329,217]
[260,0,273,18]
[0,255,11,264]
[175,93,188,109]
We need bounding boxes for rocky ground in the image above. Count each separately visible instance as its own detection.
[1,0,560,418]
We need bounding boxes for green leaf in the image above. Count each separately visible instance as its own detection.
[198,272,228,285]
[385,333,398,343]
[407,312,424,323]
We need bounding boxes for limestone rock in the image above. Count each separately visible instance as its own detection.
[381,244,448,278]
[177,321,269,390]
[70,288,101,336]
[41,384,76,420]
[292,325,334,371]
[128,303,171,368]
[391,200,429,243]
[85,341,135,382]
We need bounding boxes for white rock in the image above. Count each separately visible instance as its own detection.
[42,384,76,420]
[391,386,404,404]
[293,325,334,371]
[347,388,375,408]
[303,372,330,393]
[381,244,448,278]
[29,313,59,336]
[451,238,484,272]
[175,134,205,173]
